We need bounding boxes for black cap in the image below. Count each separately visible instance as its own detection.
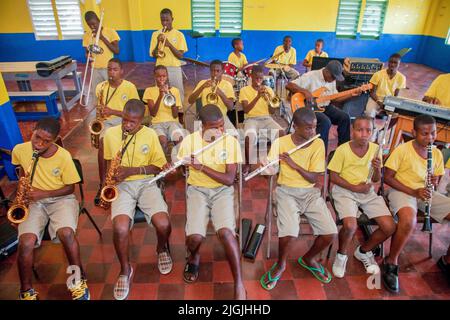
[325,60,344,81]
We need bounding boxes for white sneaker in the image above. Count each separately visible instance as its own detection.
[332,253,348,278]
[354,246,380,274]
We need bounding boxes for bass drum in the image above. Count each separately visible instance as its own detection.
[222,61,238,85]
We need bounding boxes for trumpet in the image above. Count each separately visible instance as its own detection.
[80,9,105,107]
[259,83,280,108]
[160,84,176,108]
[366,114,392,183]
[147,133,230,185]
[422,143,433,233]
[7,150,39,224]
[205,78,219,105]
[99,131,129,209]
[156,26,168,58]
[89,81,107,149]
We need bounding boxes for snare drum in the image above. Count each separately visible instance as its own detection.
[242,64,253,78]
[222,61,238,84]
[262,76,275,90]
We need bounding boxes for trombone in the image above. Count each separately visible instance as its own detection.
[80,9,105,107]
[205,77,219,105]
[156,26,168,58]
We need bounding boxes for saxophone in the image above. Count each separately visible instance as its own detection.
[99,131,129,209]
[7,150,39,224]
[89,81,107,149]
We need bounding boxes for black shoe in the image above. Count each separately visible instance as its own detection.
[437,256,450,285]
[382,259,399,293]
[94,185,102,207]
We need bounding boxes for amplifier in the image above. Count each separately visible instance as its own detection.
[343,58,383,75]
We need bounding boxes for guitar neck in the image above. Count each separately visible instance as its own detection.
[315,87,361,103]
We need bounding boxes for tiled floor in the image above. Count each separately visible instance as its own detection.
[0,62,449,300]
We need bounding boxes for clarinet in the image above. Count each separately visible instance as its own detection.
[422,143,433,233]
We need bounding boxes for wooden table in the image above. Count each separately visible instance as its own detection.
[390,114,450,153]
[0,60,81,111]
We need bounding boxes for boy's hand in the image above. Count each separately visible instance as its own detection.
[371,157,382,170]
[279,153,298,170]
[353,183,372,194]
[430,175,440,188]
[28,189,49,202]
[414,187,432,201]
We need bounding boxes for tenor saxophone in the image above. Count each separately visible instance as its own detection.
[89,81,107,149]
[7,150,39,224]
[99,131,129,209]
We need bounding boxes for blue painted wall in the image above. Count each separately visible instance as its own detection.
[0,30,448,72]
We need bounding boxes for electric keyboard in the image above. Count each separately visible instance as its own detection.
[384,96,450,122]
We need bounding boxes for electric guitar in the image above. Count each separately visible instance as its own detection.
[290,83,373,112]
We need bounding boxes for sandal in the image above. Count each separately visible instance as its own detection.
[260,262,282,291]
[113,266,133,300]
[298,256,332,284]
[183,262,199,283]
[158,251,173,275]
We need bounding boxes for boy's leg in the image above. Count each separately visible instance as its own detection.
[338,217,358,254]
[113,215,132,276]
[362,215,396,252]
[243,119,258,174]
[17,234,38,292]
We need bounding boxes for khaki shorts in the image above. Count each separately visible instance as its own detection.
[186,185,236,237]
[167,66,184,104]
[244,116,283,148]
[387,188,450,224]
[18,194,79,247]
[111,177,168,228]
[275,185,338,237]
[100,117,122,139]
[365,97,380,118]
[151,121,187,142]
[331,184,391,220]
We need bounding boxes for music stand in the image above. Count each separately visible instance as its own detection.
[191,31,204,83]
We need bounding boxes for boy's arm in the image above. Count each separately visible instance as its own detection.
[330,171,372,193]
[189,162,238,186]
[384,167,428,200]
[279,153,320,184]
[29,185,75,202]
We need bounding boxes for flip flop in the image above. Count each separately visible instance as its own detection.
[113,266,134,300]
[260,262,282,291]
[183,262,199,283]
[298,256,332,284]
[158,251,173,275]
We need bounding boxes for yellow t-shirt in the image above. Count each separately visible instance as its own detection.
[177,131,243,188]
[193,79,235,115]
[385,140,445,190]
[12,142,80,191]
[327,142,381,186]
[268,135,325,188]
[82,27,120,69]
[424,73,450,108]
[143,86,182,124]
[369,69,406,101]
[227,52,248,69]
[239,85,279,118]
[95,80,139,120]
[446,158,450,169]
[304,49,328,66]
[149,28,188,67]
[273,45,297,65]
[103,125,167,181]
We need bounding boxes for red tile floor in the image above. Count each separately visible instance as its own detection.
[0,62,449,300]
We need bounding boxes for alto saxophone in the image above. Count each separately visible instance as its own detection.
[99,131,129,209]
[89,81,107,149]
[7,150,39,224]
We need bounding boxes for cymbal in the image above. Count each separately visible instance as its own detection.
[264,63,288,69]
[181,57,209,67]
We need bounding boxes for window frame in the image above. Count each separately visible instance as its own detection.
[359,0,389,40]
[191,0,216,37]
[335,0,363,39]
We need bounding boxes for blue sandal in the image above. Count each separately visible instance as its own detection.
[260,262,282,290]
[298,256,332,284]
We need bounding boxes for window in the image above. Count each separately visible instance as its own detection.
[360,0,388,39]
[191,0,216,36]
[27,0,83,40]
[446,27,450,45]
[219,0,243,36]
[335,0,362,39]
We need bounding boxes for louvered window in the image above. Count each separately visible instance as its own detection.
[360,0,388,39]
[336,0,362,39]
[219,0,243,36]
[191,0,216,36]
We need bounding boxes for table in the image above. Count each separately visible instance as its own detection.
[389,114,450,153]
[0,60,81,111]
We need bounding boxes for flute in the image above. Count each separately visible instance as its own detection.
[366,114,392,183]
[147,133,230,185]
[245,134,321,181]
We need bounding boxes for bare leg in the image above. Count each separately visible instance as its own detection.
[302,234,336,282]
[385,207,416,265]
[17,234,37,291]
[337,217,357,255]
[57,227,84,275]
[113,215,132,276]
[185,234,203,282]
[361,215,396,252]
[151,212,171,253]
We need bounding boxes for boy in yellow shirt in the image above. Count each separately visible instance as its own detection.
[94,58,139,207]
[188,60,237,135]
[366,53,406,118]
[302,39,328,72]
[383,115,450,292]
[423,73,450,108]
[328,116,396,278]
[239,65,284,174]
[260,108,337,290]
[143,65,187,161]
[82,11,120,106]
[150,8,188,103]
[103,99,173,300]
[12,117,89,300]
[269,36,300,80]
[176,105,245,300]
[228,38,248,71]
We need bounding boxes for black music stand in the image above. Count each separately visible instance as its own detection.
[190,31,204,84]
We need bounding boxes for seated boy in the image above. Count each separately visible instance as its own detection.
[302,39,328,72]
